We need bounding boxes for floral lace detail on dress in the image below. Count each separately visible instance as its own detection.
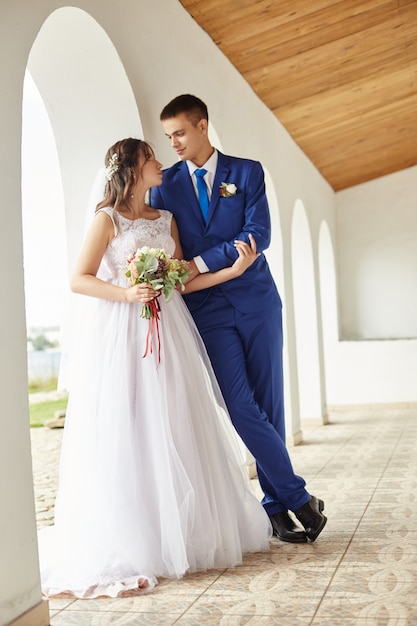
[96,207,175,286]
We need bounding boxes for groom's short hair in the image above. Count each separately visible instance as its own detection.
[160,94,208,125]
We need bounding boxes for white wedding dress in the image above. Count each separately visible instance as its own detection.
[38,207,271,598]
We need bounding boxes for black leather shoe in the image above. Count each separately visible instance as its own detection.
[294,496,327,542]
[269,511,307,543]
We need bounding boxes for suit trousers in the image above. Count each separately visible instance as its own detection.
[189,289,309,514]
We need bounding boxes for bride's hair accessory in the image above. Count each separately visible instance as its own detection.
[105,153,119,181]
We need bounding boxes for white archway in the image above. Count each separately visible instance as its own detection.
[264,170,284,292]
[27,6,143,271]
[318,220,339,407]
[291,200,323,422]
[208,122,224,152]
[263,170,301,441]
[25,6,146,389]
[11,10,145,623]
[22,71,67,334]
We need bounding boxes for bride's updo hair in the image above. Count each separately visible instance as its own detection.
[96,138,154,215]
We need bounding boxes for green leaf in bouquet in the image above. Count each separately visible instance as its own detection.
[135,254,159,278]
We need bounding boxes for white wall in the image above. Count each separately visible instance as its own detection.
[0,4,48,625]
[336,166,417,340]
[326,166,417,406]
[291,201,324,421]
[329,339,417,406]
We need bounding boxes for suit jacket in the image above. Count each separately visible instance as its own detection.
[150,151,281,314]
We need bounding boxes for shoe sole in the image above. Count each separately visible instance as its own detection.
[273,532,307,543]
[277,534,308,543]
[269,520,308,543]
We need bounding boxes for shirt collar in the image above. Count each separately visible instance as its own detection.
[186,149,218,177]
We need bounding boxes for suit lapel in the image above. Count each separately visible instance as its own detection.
[206,152,231,226]
[175,163,206,225]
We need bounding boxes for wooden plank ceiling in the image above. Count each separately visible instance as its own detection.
[180,0,417,190]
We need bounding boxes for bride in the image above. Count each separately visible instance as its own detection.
[38,137,271,598]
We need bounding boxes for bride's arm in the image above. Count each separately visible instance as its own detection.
[182,235,259,294]
[71,212,156,303]
[171,218,259,294]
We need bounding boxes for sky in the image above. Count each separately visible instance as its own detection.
[22,71,68,329]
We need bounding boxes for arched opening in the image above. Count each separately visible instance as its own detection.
[291,200,323,422]
[318,220,339,407]
[208,123,223,152]
[22,70,67,387]
[263,170,299,438]
[264,170,284,289]
[27,6,143,270]
[23,3,144,539]
[24,6,144,384]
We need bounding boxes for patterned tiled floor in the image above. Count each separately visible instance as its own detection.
[31,407,417,625]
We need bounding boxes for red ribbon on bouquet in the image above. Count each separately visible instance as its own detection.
[143,297,161,364]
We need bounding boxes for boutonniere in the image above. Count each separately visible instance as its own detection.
[220,182,237,197]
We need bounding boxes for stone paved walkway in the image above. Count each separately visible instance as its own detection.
[31,427,63,529]
[29,408,417,625]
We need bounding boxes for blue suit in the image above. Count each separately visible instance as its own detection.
[150,151,309,514]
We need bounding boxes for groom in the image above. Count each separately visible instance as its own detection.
[150,94,326,543]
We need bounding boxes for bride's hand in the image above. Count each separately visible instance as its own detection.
[232,234,260,276]
[126,283,157,304]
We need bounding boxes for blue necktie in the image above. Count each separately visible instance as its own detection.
[195,168,209,222]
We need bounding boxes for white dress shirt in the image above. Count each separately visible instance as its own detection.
[186,150,219,273]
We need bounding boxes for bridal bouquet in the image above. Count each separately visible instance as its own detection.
[126,246,191,318]
[126,247,191,362]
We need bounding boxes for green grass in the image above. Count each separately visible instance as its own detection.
[28,376,59,394]
[29,398,68,428]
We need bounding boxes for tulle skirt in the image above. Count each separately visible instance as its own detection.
[38,291,271,598]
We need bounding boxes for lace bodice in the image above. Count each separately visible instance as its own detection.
[96,207,175,285]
